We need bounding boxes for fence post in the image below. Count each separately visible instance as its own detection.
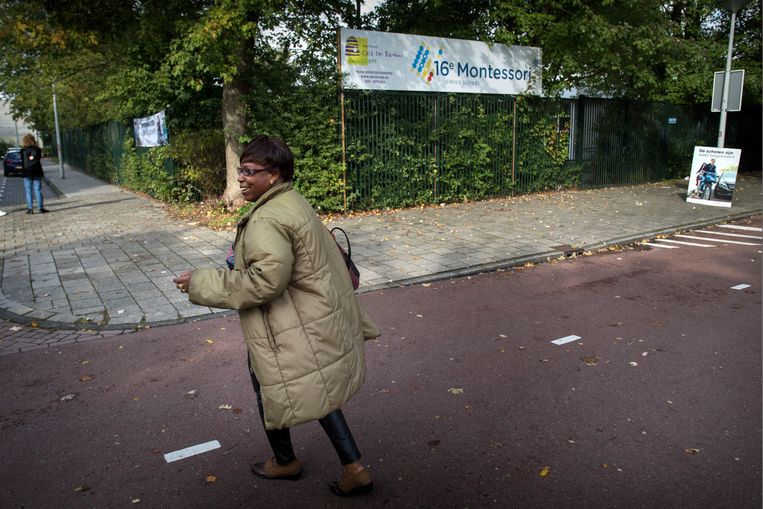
[575,95,586,185]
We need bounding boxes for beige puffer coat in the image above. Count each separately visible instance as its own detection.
[188,183,379,429]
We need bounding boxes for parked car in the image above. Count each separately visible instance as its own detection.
[713,171,737,200]
[3,148,23,177]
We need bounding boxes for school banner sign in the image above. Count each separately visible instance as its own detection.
[133,111,169,148]
[339,28,542,96]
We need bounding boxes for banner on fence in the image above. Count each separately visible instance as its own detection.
[133,111,169,147]
[339,29,542,96]
[686,146,741,208]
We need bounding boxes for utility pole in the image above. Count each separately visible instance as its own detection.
[52,83,65,179]
[716,0,753,148]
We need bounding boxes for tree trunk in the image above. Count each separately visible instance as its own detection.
[221,80,246,208]
[221,42,250,208]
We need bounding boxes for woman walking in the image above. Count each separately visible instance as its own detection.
[173,135,379,497]
[21,133,48,214]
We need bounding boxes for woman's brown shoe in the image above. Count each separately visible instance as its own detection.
[330,467,373,497]
[251,457,302,480]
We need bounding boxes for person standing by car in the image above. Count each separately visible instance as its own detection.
[21,133,48,214]
[173,135,379,497]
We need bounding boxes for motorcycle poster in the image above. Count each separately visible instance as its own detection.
[686,146,741,208]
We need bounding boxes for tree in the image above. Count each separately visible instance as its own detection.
[368,0,761,104]
[161,0,356,207]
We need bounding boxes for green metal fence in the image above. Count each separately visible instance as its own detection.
[61,121,128,182]
[59,94,746,211]
[344,91,576,208]
[343,91,718,209]
[574,97,716,187]
[61,120,175,183]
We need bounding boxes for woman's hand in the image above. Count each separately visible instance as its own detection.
[173,270,193,294]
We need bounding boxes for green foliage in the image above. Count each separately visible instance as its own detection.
[514,98,578,192]
[344,92,577,209]
[434,96,513,202]
[169,129,226,199]
[0,140,11,155]
[120,138,198,202]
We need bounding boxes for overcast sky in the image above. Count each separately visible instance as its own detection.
[360,0,382,15]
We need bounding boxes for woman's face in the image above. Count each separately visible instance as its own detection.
[238,162,276,202]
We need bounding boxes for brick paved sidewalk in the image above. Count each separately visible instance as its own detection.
[0,162,760,354]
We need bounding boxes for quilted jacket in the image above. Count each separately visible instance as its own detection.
[188,182,379,429]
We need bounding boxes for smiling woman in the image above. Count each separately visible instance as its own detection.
[172,134,379,497]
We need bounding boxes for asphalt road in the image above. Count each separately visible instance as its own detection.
[1,218,760,508]
[0,173,58,208]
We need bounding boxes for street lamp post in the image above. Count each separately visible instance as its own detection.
[716,0,752,148]
[52,83,65,179]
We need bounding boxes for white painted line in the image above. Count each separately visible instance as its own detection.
[642,242,679,249]
[551,335,582,345]
[718,225,762,232]
[699,230,762,240]
[674,235,760,246]
[731,284,751,291]
[164,440,221,463]
[654,238,716,247]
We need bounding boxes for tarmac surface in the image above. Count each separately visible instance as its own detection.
[0,161,760,355]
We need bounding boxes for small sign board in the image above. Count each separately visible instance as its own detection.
[686,146,741,208]
[711,70,744,112]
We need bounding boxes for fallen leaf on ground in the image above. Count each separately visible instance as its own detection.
[60,393,77,402]
[74,485,90,492]
[205,340,215,344]
[684,448,701,455]
[206,475,217,483]
[79,375,95,382]
[581,356,598,366]
[218,404,233,410]
[447,387,464,395]
[539,466,550,477]
[232,408,243,414]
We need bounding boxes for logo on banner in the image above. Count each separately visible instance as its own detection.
[345,36,368,65]
[411,44,444,84]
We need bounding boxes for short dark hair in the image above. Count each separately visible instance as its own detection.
[240,135,294,182]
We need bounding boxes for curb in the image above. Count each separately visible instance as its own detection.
[1,210,757,332]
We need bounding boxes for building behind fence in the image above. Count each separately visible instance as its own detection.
[60,95,759,211]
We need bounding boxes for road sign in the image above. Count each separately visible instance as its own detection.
[711,70,744,112]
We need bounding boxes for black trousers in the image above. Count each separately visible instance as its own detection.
[247,355,361,466]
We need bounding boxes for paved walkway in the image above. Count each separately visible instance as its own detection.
[0,161,760,354]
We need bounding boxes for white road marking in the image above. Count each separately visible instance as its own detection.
[731,284,751,290]
[643,242,679,249]
[674,234,761,246]
[654,238,716,247]
[164,440,221,463]
[718,225,762,232]
[699,230,762,240]
[551,335,582,345]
